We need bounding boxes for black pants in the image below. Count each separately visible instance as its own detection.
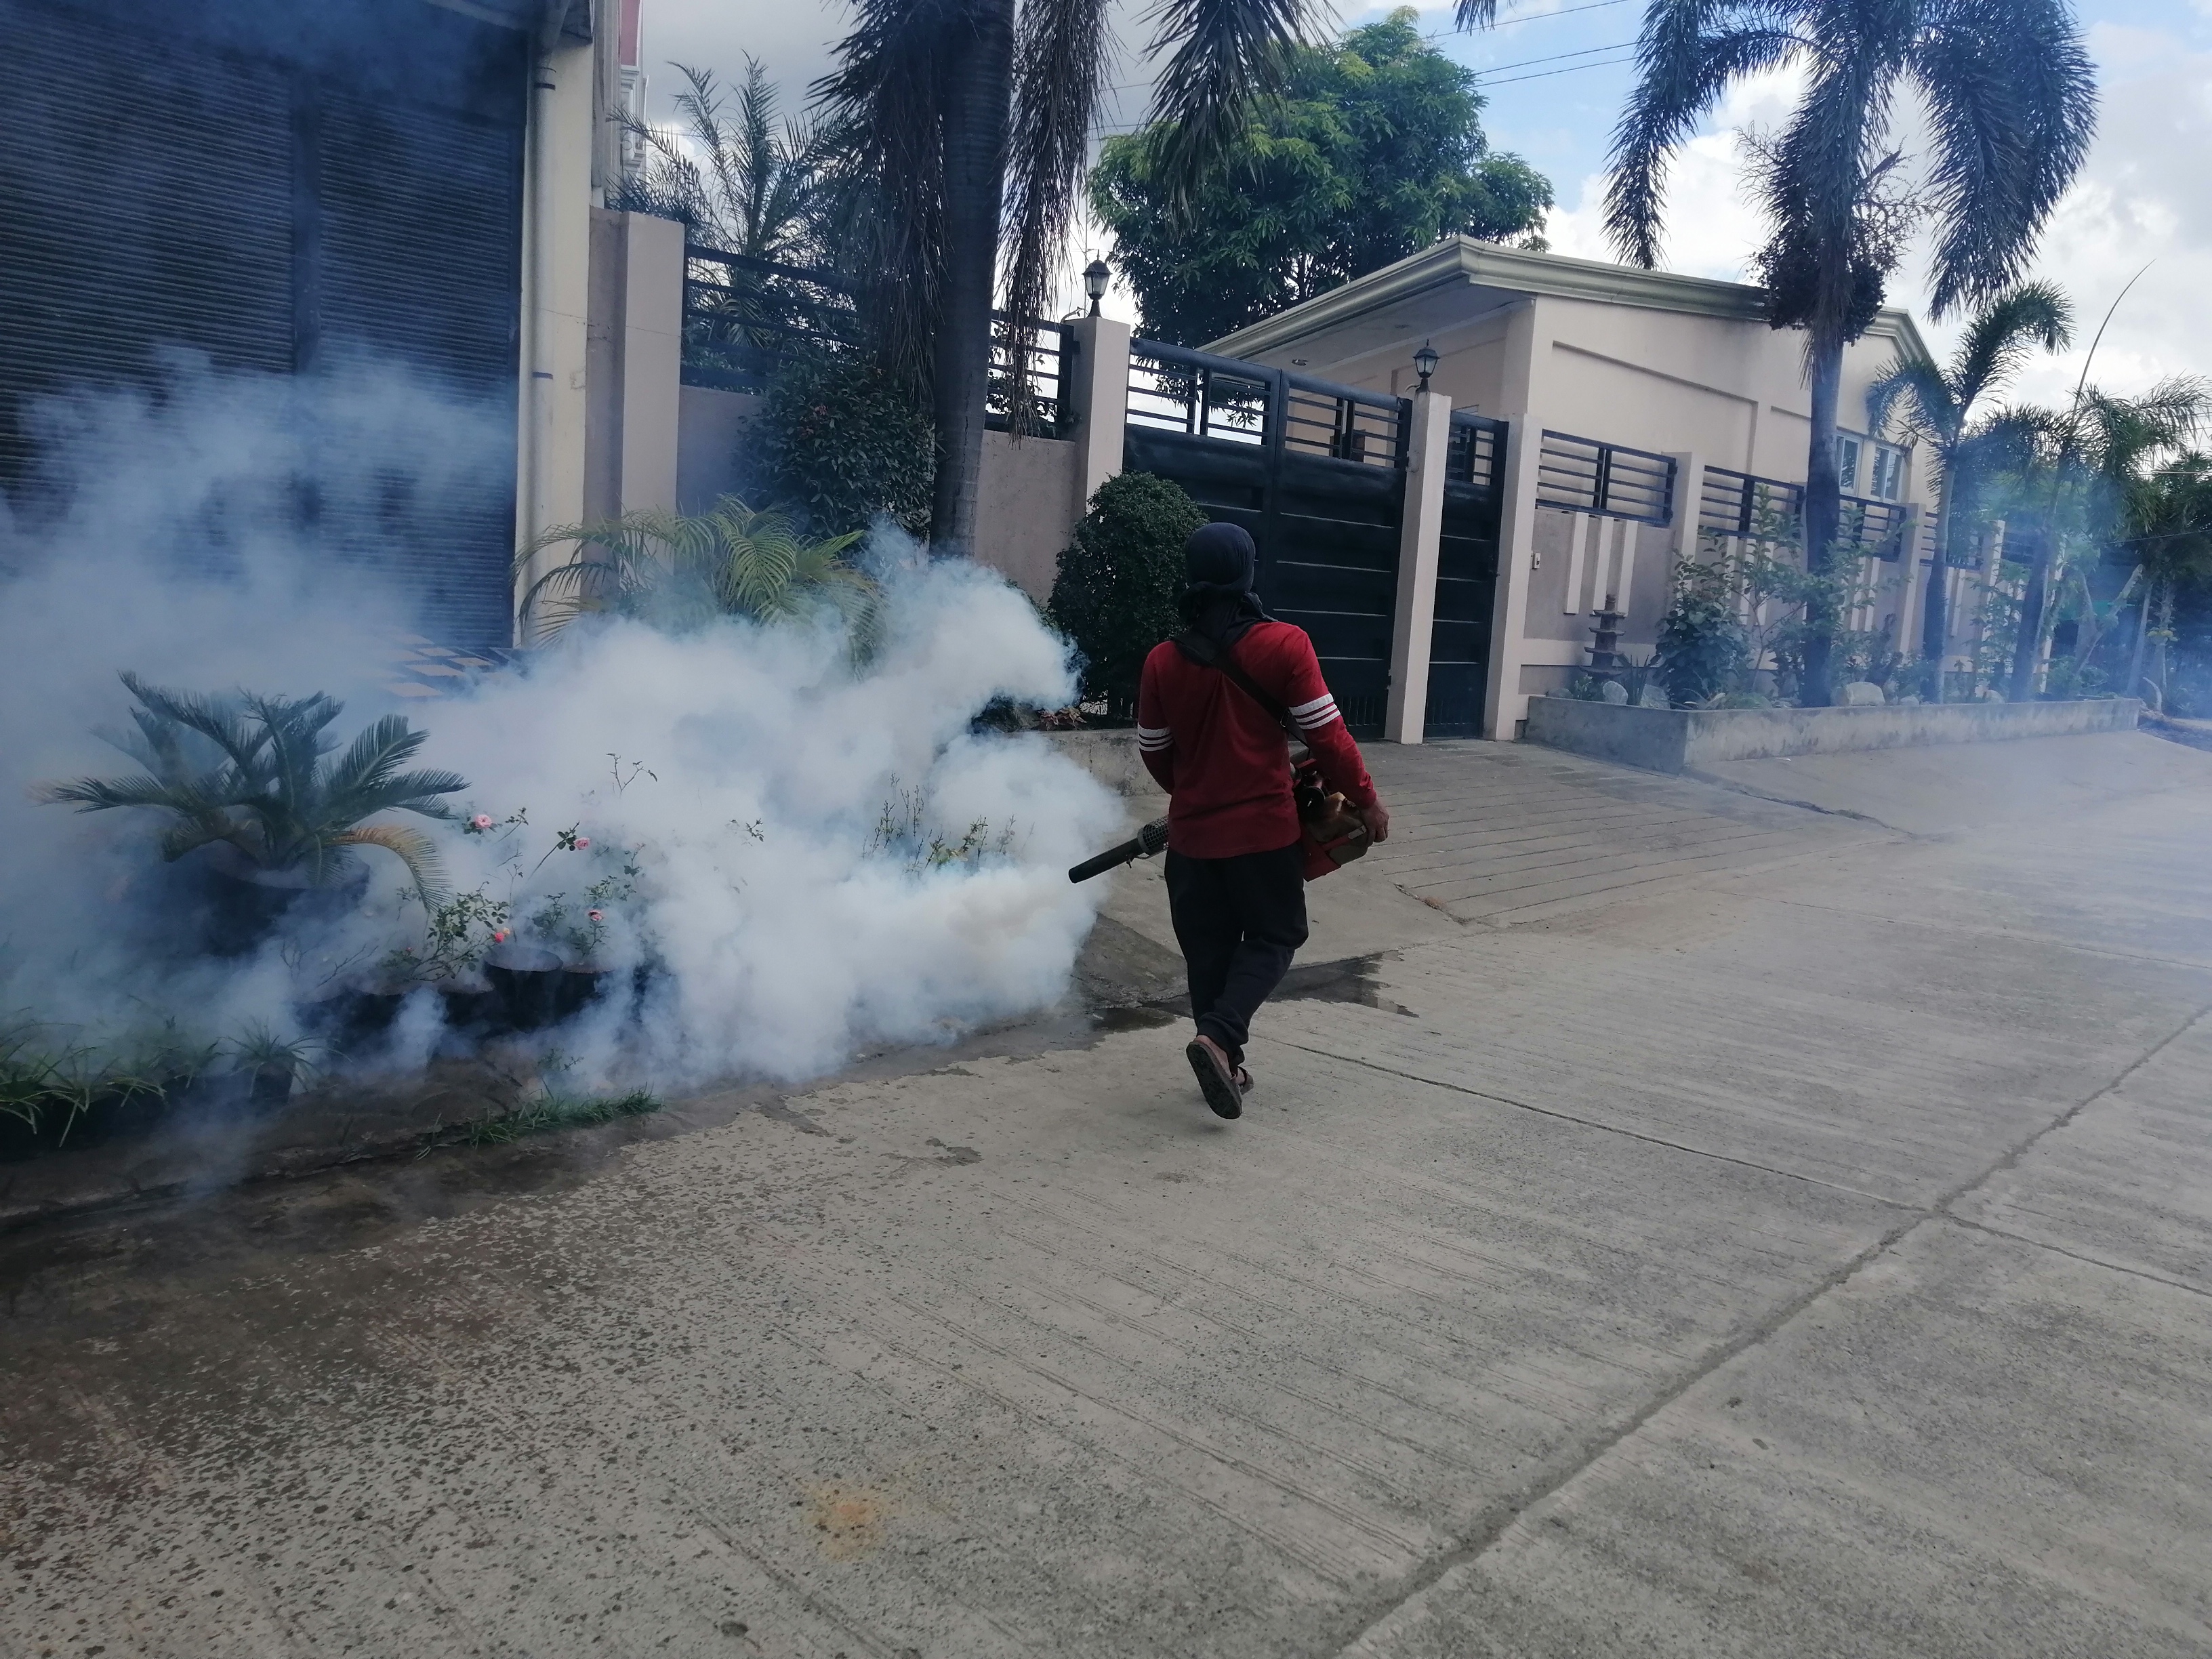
[1165,841,1309,1066]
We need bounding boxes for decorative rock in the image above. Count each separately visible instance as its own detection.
[1839,680,1885,705]
[1599,678,1630,705]
[1637,684,1669,710]
[1892,692,1921,705]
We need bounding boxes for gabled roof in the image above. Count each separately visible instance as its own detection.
[1206,235,1929,363]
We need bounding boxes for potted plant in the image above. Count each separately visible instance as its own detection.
[37,674,467,953]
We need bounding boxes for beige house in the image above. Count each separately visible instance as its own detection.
[1208,237,1981,737]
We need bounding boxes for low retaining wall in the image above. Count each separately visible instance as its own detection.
[1523,695,2142,773]
[1044,729,1159,797]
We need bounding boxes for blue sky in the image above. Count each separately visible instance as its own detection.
[655,0,2211,405]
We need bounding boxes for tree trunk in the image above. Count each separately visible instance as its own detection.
[2006,518,2057,701]
[1919,447,1957,701]
[2127,577,2154,705]
[927,0,1017,560]
[1799,333,1845,706]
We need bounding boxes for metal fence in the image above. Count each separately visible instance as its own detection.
[1702,466,1916,560]
[985,312,1071,437]
[1125,341,1269,445]
[1536,431,1676,524]
[680,246,861,393]
[1444,412,1504,493]
[1124,338,1408,466]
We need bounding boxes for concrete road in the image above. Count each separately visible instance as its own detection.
[4,733,2210,1658]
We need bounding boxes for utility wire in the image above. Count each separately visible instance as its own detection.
[1094,45,1639,134]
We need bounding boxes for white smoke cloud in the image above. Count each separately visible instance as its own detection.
[0,365,1119,1093]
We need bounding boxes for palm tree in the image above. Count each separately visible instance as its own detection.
[37,676,465,898]
[2116,453,2212,705]
[1605,0,2097,705]
[816,0,1511,558]
[514,496,874,647]
[617,60,836,264]
[1868,282,2072,699]
[1994,378,2208,698]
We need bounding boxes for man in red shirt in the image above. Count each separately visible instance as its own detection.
[1135,522,1390,1120]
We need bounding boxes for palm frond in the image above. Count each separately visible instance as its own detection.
[1004,0,1113,426]
[1866,352,1954,447]
[1911,0,2097,314]
[1948,280,2073,406]
[1141,0,1324,211]
[1605,1,1801,268]
[331,824,449,905]
[816,0,960,388]
[324,714,429,801]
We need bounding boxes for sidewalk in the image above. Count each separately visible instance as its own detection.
[3,733,2208,1658]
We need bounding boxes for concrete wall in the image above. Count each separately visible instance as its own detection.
[1525,695,2144,773]
[975,429,1080,601]
[676,386,759,512]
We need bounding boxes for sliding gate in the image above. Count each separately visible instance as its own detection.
[1124,340,1408,737]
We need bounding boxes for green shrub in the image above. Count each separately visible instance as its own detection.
[1657,555,1749,706]
[755,352,935,538]
[1048,472,1208,719]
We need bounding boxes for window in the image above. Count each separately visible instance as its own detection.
[1835,433,1862,493]
[1870,443,1906,501]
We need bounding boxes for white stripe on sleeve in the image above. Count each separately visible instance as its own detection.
[1290,693,1341,730]
[1136,723,1174,752]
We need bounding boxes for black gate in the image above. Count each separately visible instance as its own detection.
[1428,412,1509,737]
[1124,340,1408,737]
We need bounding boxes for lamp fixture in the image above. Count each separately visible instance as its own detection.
[1413,340,1439,392]
[1082,255,1111,316]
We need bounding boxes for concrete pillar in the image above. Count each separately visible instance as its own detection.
[1066,315,1130,517]
[1384,389,1452,743]
[1482,300,1547,739]
[1482,411,1544,739]
[617,211,684,516]
[514,33,598,640]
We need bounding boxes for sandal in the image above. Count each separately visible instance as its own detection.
[1185,1038,1244,1120]
[1235,1066,1253,1093]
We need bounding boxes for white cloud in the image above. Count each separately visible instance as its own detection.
[1540,36,2212,408]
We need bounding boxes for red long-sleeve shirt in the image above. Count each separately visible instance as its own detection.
[1135,621,1378,859]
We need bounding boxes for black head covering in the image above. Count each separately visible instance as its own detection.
[1176,521,1271,647]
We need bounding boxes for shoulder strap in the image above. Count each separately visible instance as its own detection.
[1172,628,1295,734]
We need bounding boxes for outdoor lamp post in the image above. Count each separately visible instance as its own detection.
[1083,257,1110,317]
[1413,340,1439,392]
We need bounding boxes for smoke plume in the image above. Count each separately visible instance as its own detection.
[0,363,1118,1091]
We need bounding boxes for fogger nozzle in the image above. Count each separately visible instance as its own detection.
[1068,818,1168,883]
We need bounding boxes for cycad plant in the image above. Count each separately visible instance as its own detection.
[1606,0,2098,705]
[1868,283,2074,698]
[36,674,465,897]
[514,495,876,646]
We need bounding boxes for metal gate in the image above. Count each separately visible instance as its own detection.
[1428,412,1509,737]
[1124,340,1408,737]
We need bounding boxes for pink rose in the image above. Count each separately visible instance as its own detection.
[574,836,590,849]
[588,909,605,923]
[491,929,509,943]
[472,813,493,830]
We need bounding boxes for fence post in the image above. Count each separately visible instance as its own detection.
[1384,391,1452,743]
[1664,451,1704,559]
[1067,315,1130,517]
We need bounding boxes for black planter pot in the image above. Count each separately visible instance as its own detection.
[486,945,562,1031]
[554,965,607,1021]
[199,847,371,957]
[438,977,504,1033]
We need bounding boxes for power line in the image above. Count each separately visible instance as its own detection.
[1472,38,1637,75]
[1478,51,1639,85]
[1096,0,1646,96]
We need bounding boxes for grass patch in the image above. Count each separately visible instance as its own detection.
[418,1088,663,1155]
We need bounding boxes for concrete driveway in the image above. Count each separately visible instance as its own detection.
[4,733,2209,1658]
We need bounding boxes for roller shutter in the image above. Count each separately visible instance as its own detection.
[0,0,525,649]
